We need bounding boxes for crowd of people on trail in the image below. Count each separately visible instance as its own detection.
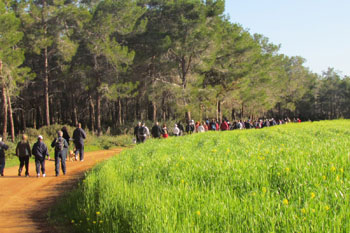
[0,123,86,178]
[134,117,302,143]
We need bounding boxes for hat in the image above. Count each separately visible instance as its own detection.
[38,135,43,140]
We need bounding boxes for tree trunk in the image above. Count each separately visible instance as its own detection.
[72,95,78,126]
[21,110,26,132]
[118,98,122,125]
[217,100,222,123]
[89,95,95,134]
[2,83,8,141]
[152,101,157,123]
[96,89,102,136]
[6,89,15,142]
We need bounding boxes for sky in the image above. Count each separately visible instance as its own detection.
[224,0,350,76]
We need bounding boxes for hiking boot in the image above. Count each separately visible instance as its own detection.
[37,173,40,177]
[25,174,29,177]
[18,173,21,176]
[43,174,46,177]
[1,173,4,176]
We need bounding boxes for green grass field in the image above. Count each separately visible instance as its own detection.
[50,120,350,232]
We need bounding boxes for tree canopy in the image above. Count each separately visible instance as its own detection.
[0,0,348,138]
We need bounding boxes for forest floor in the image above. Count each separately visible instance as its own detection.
[0,148,124,233]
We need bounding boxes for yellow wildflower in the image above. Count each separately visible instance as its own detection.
[93,221,96,224]
[310,192,316,199]
[283,199,289,205]
[331,166,336,172]
[196,211,201,216]
[311,209,315,213]
[96,211,101,215]
[212,149,217,153]
[324,205,330,211]
[285,167,290,173]
[322,175,326,180]
[71,220,75,224]
[262,187,267,193]
[340,168,344,173]
[301,208,306,214]
[99,220,103,223]
[181,179,184,184]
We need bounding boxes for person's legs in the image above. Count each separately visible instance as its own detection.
[0,156,5,176]
[80,145,84,161]
[41,159,46,176]
[24,157,30,176]
[61,153,66,174]
[74,143,80,160]
[55,154,60,176]
[18,157,25,176]
[35,159,40,176]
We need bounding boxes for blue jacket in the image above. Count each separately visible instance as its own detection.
[32,141,49,160]
[0,141,9,158]
[73,128,86,145]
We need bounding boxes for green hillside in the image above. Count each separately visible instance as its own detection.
[51,120,350,232]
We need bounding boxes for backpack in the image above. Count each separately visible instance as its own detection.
[138,126,146,136]
[55,137,65,151]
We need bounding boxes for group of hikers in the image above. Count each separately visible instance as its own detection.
[134,117,301,143]
[0,123,86,177]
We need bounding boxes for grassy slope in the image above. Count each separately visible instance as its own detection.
[51,120,350,233]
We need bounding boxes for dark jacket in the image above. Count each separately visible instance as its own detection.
[151,125,162,138]
[0,141,9,158]
[62,128,70,145]
[16,141,32,157]
[73,128,86,145]
[51,137,69,154]
[32,141,49,160]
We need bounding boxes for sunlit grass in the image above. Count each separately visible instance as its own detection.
[51,120,350,232]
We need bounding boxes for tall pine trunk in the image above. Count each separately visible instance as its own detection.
[118,98,122,125]
[89,95,95,134]
[152,101,157,123]
[6,89,15,142]
[43,0,50,126]
[1,80,8,141]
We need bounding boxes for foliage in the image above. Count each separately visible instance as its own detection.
[50,120,350,232]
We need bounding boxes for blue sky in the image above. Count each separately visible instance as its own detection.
[224,0,350,76]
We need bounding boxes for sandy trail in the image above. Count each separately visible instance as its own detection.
[0,148,124,233]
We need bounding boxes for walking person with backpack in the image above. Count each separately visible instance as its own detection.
[0,137,9,176]
[51,131,68,176]
[138,123,147,143]
[73,123,87,161]
[16,134,32,177]
[32,135,50,177]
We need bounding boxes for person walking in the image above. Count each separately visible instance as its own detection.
[151,122,162,138]
[32,135,50,177]
[162,124,169,138]
[16,134,32,177]
[51,131,69,176]
[173,124,180,136]
[138,123,147,143]
[134,122,141,143]
[61,126,71,146]
[0,137,9,176]
[73,123,87,161]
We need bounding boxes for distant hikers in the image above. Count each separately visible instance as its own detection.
[173,124,180,136]
[32,135,50,177]
[0,137,9,176]
[151,122,162,138]
[134,122,142,143]
[16,134,32,177]
[51,131,69,176]
[73,123,87,161]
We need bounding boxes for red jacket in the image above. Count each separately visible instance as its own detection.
[220,121,229,130]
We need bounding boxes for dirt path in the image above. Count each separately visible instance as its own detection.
[0,148,124,233]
